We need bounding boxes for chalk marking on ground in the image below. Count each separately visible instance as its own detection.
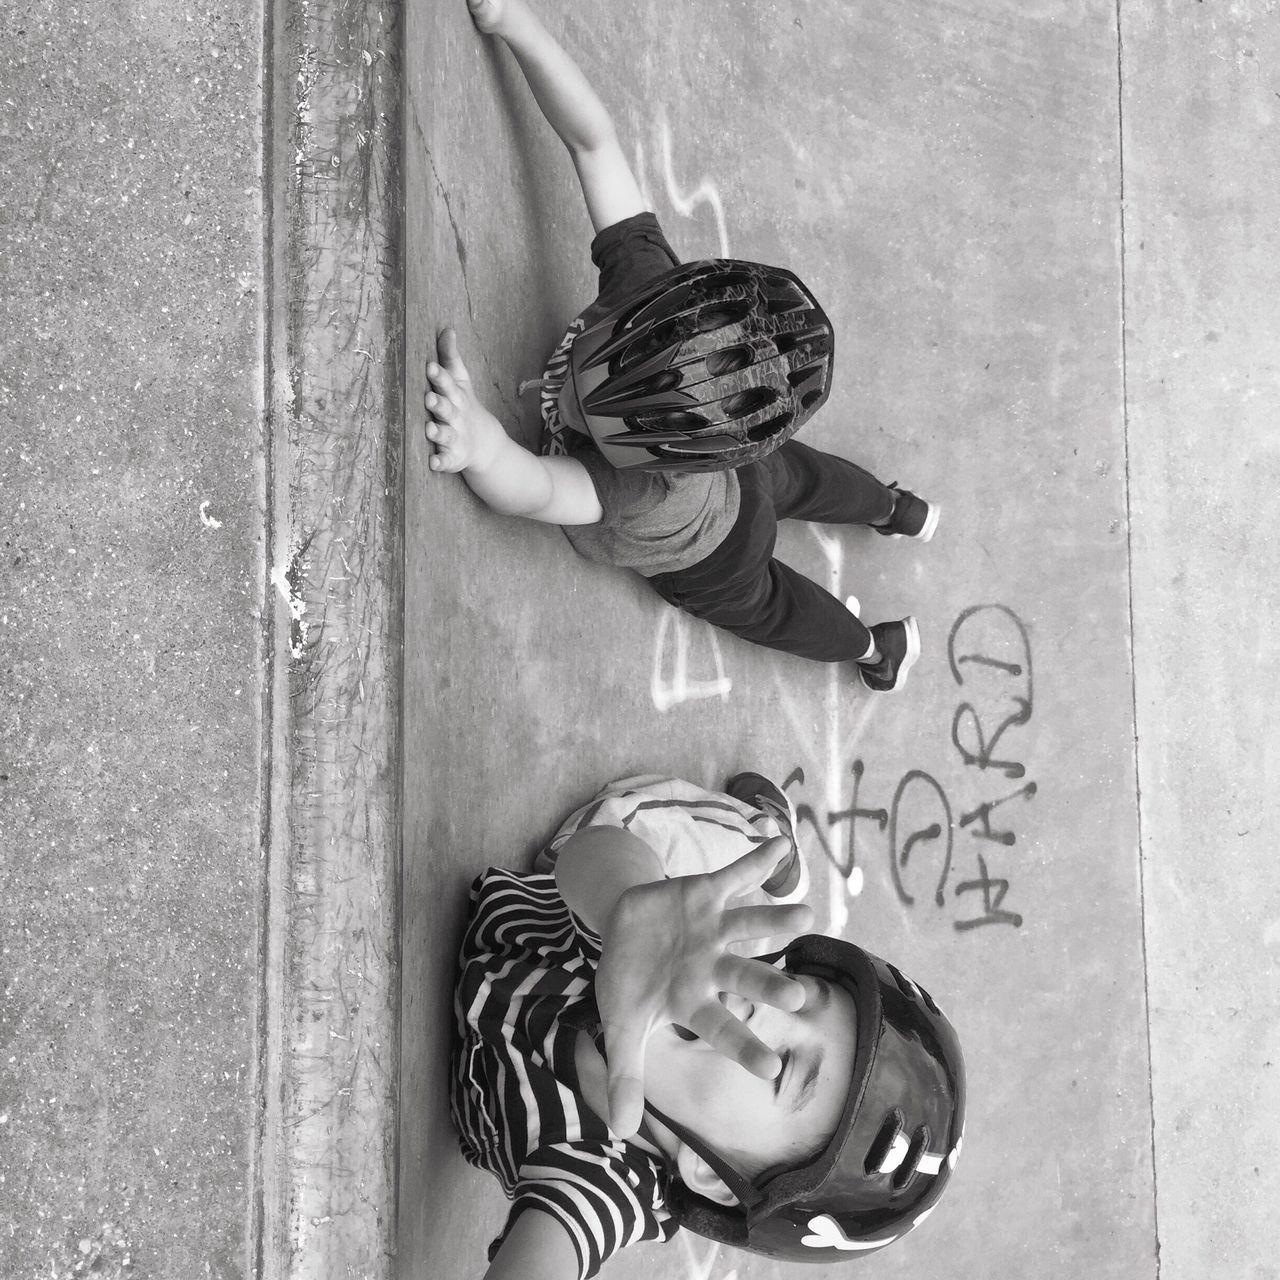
[656,108,730,257]
[650,608,733,713]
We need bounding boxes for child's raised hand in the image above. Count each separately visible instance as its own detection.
[593,839,814,1139]
[424,327,504,474]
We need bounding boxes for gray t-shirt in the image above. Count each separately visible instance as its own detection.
[539,319,740,577]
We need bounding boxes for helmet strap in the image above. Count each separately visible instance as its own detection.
[567,983,772,1217]
[641,1097,765,1213]
[639,947,792,1214]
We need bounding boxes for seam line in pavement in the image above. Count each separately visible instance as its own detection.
[1114,4,1162,1277]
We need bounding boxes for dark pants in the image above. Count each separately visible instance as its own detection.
[648,440,895,663]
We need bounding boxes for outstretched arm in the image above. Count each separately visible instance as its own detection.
[425,327,603,526]
[555,826,813,1138]
[469,0,646,234]
[482,1208,578,1280]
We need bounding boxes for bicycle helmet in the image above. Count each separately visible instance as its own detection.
[564,259,835,472]
[651,934,965,1262]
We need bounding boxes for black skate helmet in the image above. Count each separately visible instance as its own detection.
[565,259,834,472]
[652,935,965,1262]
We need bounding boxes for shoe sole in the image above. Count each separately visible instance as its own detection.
[724,772,809,903]
[859,615,921,694]
[772,852,811,904]
[915,502,940,543]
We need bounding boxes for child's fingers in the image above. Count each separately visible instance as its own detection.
[688,1003,783,1083]
[435,325,459,364]
[712,838,796,898]
[605,1074,646,1141]
[426,420,455,448]
[426,364,462,403]
[722,901,814,943]
[429,447,465,473]
[429,438,471,473]
[714,953,807,1012]
[424,419,468,473]
[425,391,456,423]
[601,1016,653,1139]
[436,326,472,384]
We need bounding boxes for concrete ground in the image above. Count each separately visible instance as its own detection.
[402,2,1279,1279]
[2,1,1276,1279]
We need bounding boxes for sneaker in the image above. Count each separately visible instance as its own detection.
[724,771,809,903]
[856,617,921,693]
[874,485,939,542]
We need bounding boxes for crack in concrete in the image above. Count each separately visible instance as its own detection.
[1114,4,1162,1276]
[411,101,522,425]
[414,105,481,341]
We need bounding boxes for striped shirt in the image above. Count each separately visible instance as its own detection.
[450,777,784,1278]
[451,867,675,1278]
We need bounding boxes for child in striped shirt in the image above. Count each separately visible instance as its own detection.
[452,775,966,1279]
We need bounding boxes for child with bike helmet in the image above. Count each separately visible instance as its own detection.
[426,0,940,693]
[452,774,966,1278]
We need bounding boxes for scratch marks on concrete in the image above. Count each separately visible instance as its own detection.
[258,0,404,1275]
[419,124,481,341]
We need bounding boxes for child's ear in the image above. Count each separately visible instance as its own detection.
[674,1144,739,1207]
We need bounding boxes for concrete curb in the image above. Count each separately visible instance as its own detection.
[255,1,403,1276]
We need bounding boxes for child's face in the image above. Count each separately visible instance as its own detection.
[644,972,857,1174]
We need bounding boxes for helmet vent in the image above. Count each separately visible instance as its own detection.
[864,1108,906,1176]
[705,345,754,377]
[628,368,682,397]
[886,964,942,1015]
[745,412,791,443]
[708,268,754,292]
[616,318,684,370]
[613,278,698,333]
[695,299,753,332]
[634,410,708,432]
[773,325,831,357]
[892,1125,932,1191]
[887,963,918,1001]
[722,387,778,420]
[801,389,824,411]
[762,273,809,312]
[764,286,808,315]
[766,295,806,316]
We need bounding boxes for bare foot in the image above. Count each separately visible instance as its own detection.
[467,0,505,36]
